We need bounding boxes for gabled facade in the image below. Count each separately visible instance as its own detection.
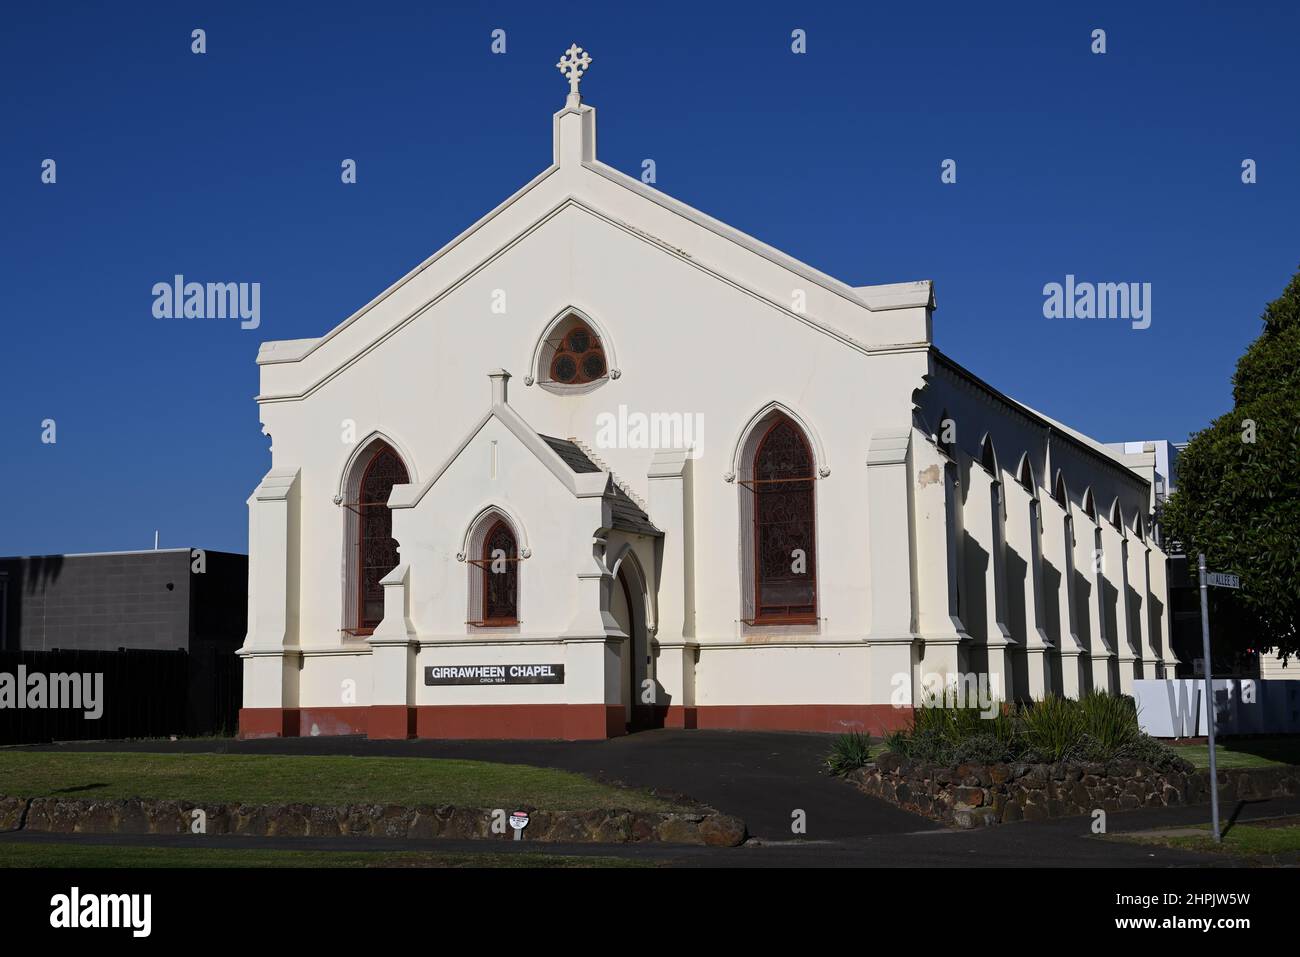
[238,54,1174,740]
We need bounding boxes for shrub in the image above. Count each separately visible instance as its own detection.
[949,733,1014,765]
[825,732,874,775]
[1077,691,1139,758]
[1019,695,1086,762]
[988,708,1020,750]
[882,729,910,755]
[895,727,952,763]
[1119,733,1193,772]
[870,692,1156,770]
[912,703,1006,745]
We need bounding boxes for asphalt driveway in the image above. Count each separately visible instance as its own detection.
[12,730,1300,866]
[20,729,934,840]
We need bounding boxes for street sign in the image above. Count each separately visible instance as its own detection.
[1206,572,1241,589]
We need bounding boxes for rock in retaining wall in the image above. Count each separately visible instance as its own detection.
[0,796,746,847]
[845,752,1300,829]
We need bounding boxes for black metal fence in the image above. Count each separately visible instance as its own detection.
[0,648,241,744]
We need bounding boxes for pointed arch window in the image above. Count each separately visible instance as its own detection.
[1053,473,1069,510]
[742,416,818,624]
[466,515,521,626]
[547,319,606,385]
[345,442,409,634]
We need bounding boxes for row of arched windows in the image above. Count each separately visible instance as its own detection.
[343,410,1157,636]
[342,409,822,634]
[940,409,1146,538]
[348,448,524,635]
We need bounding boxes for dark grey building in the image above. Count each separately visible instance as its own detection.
[0,548,247,736]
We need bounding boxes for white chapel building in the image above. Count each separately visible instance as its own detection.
[238,48,1174,740]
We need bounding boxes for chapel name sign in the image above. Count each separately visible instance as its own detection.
[424,664,565,686]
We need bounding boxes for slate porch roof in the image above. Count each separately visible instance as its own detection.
[540,435,662,537]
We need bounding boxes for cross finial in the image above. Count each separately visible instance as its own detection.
[556,43,592,104]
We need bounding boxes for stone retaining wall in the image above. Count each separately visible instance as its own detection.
[846,752,1300,828]
[0,795,746,846]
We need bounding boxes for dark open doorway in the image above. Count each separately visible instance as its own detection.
[615,562,660,733]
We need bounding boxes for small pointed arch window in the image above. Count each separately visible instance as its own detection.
[1016,454,1035,493]
[1082,488,1097,522]
[979,434,999,476]
[548,317,606,385]
[1053,472,1069,509]
[466,515,520,626]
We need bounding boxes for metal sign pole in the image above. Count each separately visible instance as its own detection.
[1197,553,1220,843]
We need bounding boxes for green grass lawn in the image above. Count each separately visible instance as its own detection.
[1113,818,1300,861]
[0,842,647,868]
[0,751,674,812]
[1168,736,1300,769]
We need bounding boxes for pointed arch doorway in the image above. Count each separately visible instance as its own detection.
[611,560,658,733]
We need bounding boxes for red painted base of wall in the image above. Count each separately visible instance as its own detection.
[368,705,416,740]
[239,704,911,740]
[693,704,912,735]
[415,704,624,740]
[237,707,300,738]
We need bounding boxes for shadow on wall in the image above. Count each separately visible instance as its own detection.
[1073,570,1092,652]
[1,555,66,652]
[1102,578,1119,654]
[1149,592,1166,666]
[962,535,990,680]
[1041,559,1066,692]
[1126,583,1146,675]
[962,533,989,643]
[1005,543,1030,700]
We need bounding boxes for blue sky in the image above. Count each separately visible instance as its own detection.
[2,1,1297,555]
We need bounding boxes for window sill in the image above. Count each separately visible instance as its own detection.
[535,378,610,396]
[467,619,520,628]
[742,616,819,627]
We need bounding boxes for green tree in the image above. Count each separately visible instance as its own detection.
[1163,266,1300,661]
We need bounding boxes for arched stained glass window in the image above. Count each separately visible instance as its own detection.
[751,417,817,622]
[479,520,518,624]
[357,445,408,631]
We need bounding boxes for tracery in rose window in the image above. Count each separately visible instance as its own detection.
[752,418,817,622]
[548,320,606,384]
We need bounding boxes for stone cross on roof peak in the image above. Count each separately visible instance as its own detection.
[556,44,592,106]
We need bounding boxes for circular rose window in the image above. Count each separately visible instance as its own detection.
[549,321,606,384]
